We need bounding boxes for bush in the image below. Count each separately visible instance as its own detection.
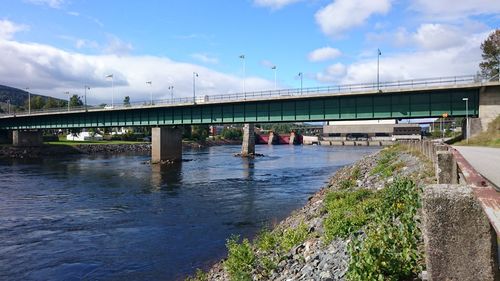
[221,128,242,140]
[225,235,255,281]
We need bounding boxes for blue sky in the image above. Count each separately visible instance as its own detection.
[0,0,499,104]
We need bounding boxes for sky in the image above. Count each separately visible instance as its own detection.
[0,0,499,105]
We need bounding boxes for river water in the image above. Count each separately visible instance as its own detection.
[0,145,378,280]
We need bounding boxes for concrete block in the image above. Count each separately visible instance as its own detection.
[435,151,458,184]
[423,184,499,281]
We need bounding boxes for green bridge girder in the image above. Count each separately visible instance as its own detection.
[0,87,479,130]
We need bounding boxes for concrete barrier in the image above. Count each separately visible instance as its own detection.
[423,184,499,281]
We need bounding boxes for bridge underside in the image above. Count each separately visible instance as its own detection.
[0,88,479,130]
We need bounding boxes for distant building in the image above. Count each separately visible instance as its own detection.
[323,119,421,141]
[66,131,103,141]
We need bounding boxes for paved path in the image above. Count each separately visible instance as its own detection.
[453,146,500,188]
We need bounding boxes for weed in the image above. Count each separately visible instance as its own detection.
[185,269,208,281]
[225,235,256,281]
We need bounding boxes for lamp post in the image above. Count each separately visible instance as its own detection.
[25,87,30,114]
[239,55,246,93]
[271,65,277,90]
[146,81,153,105]
[84,86,90,111]
[168,86,174,102]
[377,48,381,91]
[462,98,469,144]
[65,91,70,111]
[7,99,10,115]
[106,74,114,107]
[298,72,303,94]
[193,72,199,103]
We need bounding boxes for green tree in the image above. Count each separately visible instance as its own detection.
[28,96,45,110]
[123,96,131,107]
[479,29,500,78]
[191,125,209,140]
[69,94,83,107]
[44,97,60,109]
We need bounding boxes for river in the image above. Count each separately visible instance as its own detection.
[0,145,378,280]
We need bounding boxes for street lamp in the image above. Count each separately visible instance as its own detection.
[65,91,70,111]
[462,97,469,144]
[84,86,90,111]
[146,81,153,105]
[239,55,246,93]
[377,48,382,91]
[193,72,199,103]
[168,85,174,102]
[6,99,10,115]
[106,74,114,107]
[25,87,30,114]
[271,65,277,90]
[298,72,303,94]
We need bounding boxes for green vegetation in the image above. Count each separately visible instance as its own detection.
[222,223,309,280]
[225,236,256,281]
[479,29,500,78]
[347,178,422,281]
[221,127,243,140]
[184,269,208,281]
[456,115,500,147]
[369,146,404,178]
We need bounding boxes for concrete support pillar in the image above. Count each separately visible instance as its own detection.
[151,127,182,164]
[435,151,458,184]
[289,131,296,145]
[423,184,499,281]
[12,130,43,147]
[241,123,255,156]
[268,131,278,145]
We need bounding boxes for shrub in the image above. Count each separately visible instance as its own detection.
[225,236,255,281]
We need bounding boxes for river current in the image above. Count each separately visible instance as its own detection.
[0,145,378,280]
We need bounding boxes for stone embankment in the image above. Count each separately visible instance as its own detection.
[198,145,435,281]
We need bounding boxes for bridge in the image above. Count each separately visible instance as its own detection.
[1,74,499,162]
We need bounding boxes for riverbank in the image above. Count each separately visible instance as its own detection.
[0,139,242,159]
[190,144,435,280]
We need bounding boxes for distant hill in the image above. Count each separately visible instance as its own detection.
[0,85,66,113]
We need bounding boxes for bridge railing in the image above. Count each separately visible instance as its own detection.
[1,74,497,117]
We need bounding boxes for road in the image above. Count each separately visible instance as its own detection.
[453,146,500,189]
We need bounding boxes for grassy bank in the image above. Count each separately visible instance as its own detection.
[456,115,500,147]
[45,140,146,146]
[187,145,434,281]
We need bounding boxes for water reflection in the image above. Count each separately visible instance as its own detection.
[150,162,183,191]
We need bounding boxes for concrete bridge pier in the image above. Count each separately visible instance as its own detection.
[241,123,255,156]
[268,131,278,145]
[151,127,182,164]
[13,130,43,147]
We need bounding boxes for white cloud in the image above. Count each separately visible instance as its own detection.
[26,0,65,9]
[308,47,342,62]
[0,38,275,105]
[253,0,302,10]
[0,20,29,40]
[260,60,276,69]
[67,11,80,16]
[191,53,219,64]
[103,35,133,56]
[413,24,466,50]
[338,31,489,84]
[315,0,391,37]
[315,63,346,82]
[412,0,500,19]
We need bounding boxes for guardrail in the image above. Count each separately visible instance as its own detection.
[1,73,498,118]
